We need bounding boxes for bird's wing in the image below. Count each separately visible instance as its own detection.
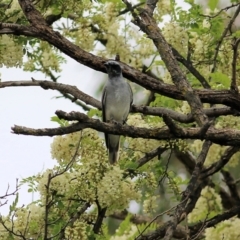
[128,82,133,108]
[123,81,133,124]
[101,86,108,148]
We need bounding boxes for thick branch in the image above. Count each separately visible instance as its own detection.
[18,0,48,26]
[93,206,107,234]
[2,16,240,112]
[127,1,208,126]
[174,149,196,173]
[162,115,185,135]
[0,1,240,113]
[10,110,240,146]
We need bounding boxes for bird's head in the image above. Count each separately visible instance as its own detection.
[104,60,122,77]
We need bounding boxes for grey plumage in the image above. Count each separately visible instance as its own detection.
[102,60,133,164]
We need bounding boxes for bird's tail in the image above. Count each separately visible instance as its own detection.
[108,134,120,164]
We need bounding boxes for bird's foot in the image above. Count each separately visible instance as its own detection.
[109,119,122,126]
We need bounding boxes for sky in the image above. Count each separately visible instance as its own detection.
[0,56,104,214]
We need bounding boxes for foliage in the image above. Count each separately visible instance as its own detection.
[1,0,240,239]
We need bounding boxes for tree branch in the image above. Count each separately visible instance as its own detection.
[211,4,240,74]
[231,38,240,93]
[162,115,185,135]
[2,80,239,123]
[18,0,48,26]
[0,80,101,109]
[0,180,20,208]
[201,146,240,179]
[221,170,240,205]
[2,21,240,111]
[10,110,240,147]
[93,201,107,234]
[176,147,239,211]
[124,0,208,126]
[2,13,240,112]
[172,46,211,89]
[110,210,152,224]
[163,141,212,240]
[190,205,240,238]
[136,146,166,169]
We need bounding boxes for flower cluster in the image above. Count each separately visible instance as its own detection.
[37,169,71,204]
[98,166,140,213]
[0,35,23,68]
[188,186,222,223]
[0,204,45,239]
[111,225,138,240]
[162,22,189,57]
[65,220,88,240]
[189,140,240,167]
[73,27,96,52]
[205,217,240,240]
[51,131,82,164]
[188,31,213,62]
[143,194,158,214]
[176,101,191,114]
[50,129,140,213]
[23,41,64,75]
[5,0,23,22]
[126,114,165,160]
[155,0,171,19]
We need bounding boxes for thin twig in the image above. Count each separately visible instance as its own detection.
[159,150,172,184]
[211,4,240,74]
[201,146,239,179]
[135,198,188,240]
[231,38,240,93]
[200,3,240,19]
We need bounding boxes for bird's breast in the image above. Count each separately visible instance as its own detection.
[105,83,131,122]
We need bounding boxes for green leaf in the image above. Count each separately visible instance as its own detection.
[51,116,69,127]
[210,72,231,89]
[9,193,19,216]
[124,161,138,170]
[233,30,240,38]
[208,0,219,10]
[115,214,132,236]
[87,109,102,118]
[151,94,179,108]
[185,0,194,3]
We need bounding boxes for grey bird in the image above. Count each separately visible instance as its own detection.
[102,60,133,164]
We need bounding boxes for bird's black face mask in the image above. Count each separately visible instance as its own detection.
[105,62,122,77]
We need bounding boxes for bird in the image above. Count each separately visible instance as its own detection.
[102,60,133,164]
